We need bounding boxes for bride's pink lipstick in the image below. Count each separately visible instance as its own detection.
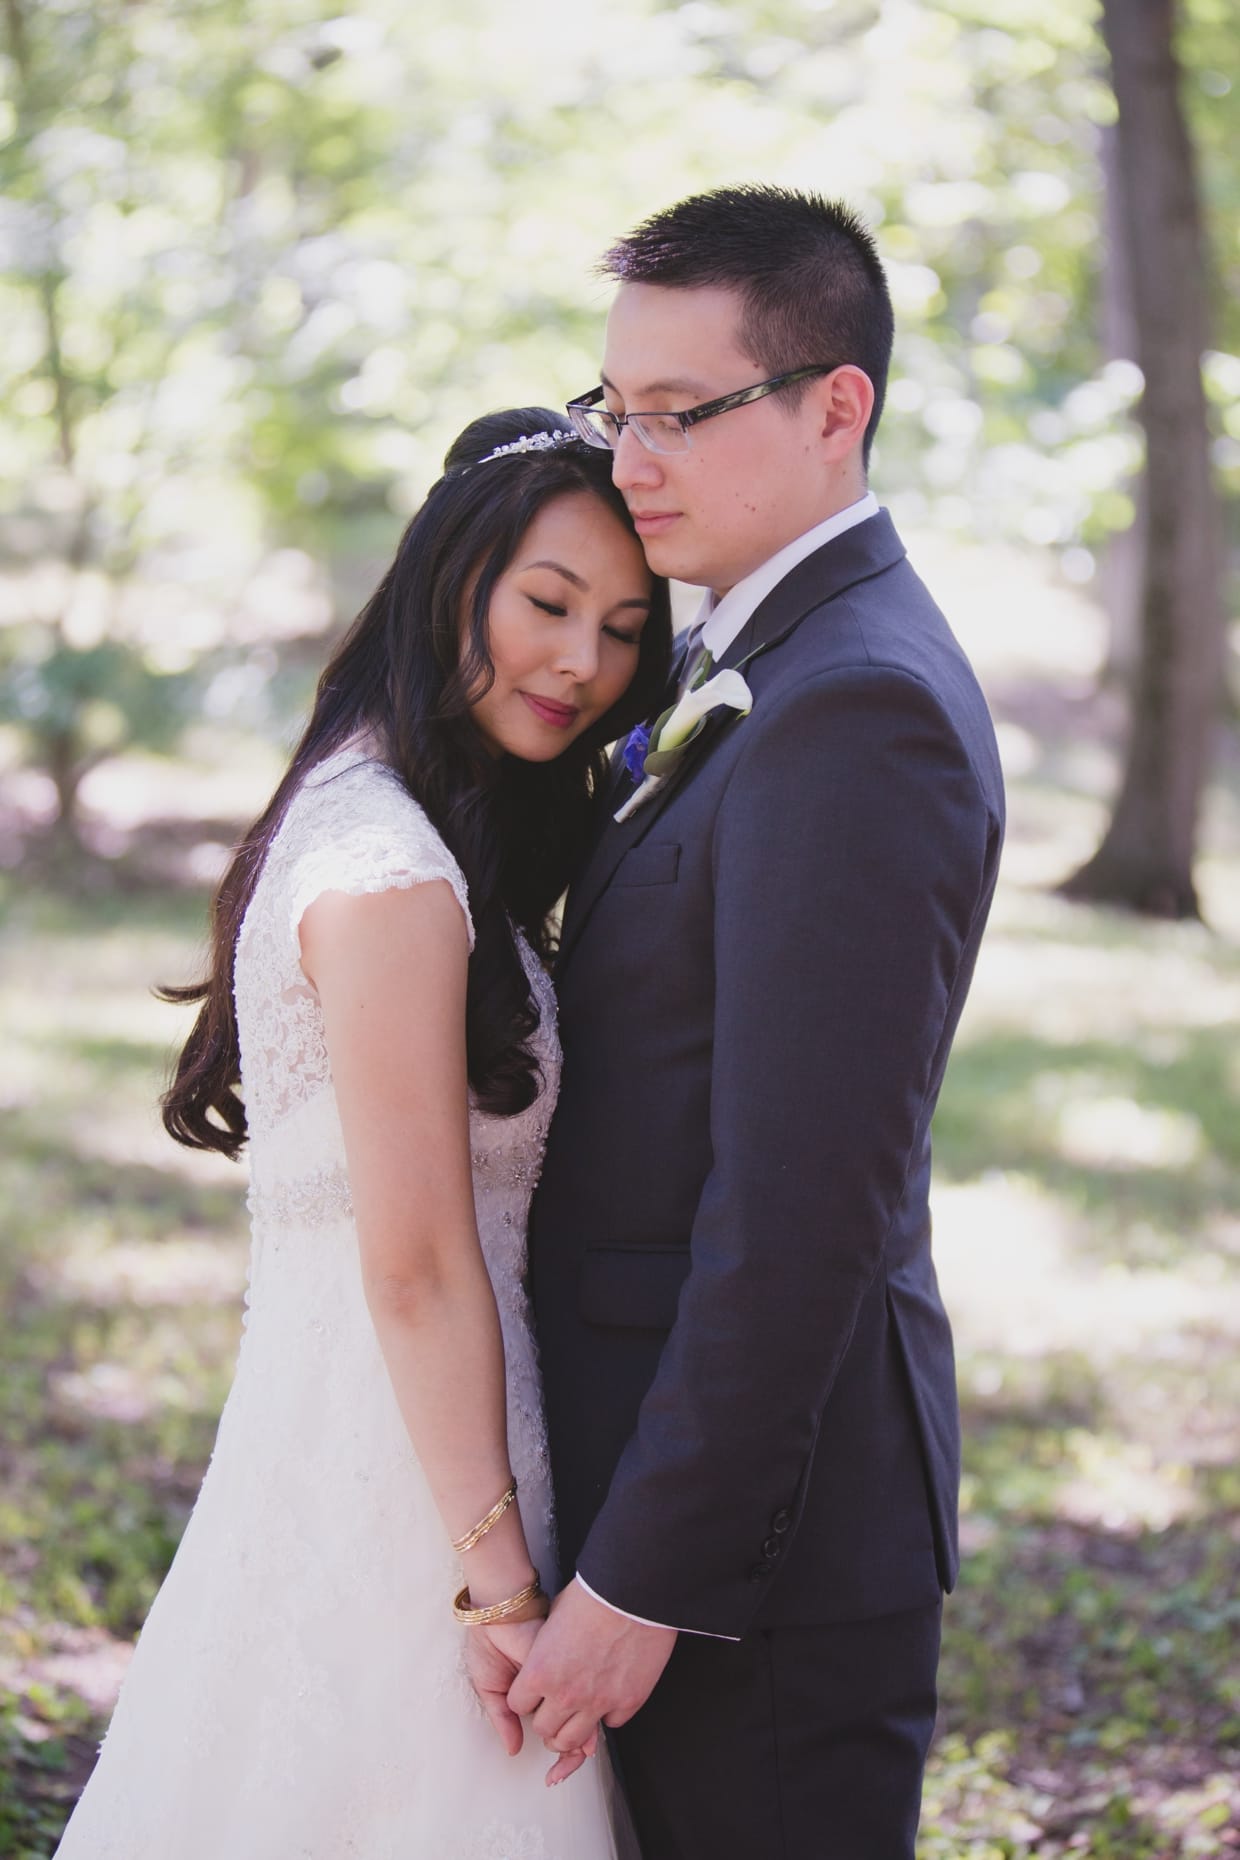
[521,692,579,730]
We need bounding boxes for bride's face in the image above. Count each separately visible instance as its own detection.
[469,490,653,762]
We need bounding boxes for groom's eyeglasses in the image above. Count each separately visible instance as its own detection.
[565,366,838,456]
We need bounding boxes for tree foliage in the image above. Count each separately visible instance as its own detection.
[0,0,1236,851]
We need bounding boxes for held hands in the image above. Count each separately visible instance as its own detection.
[464,1619,599,1786]
[506,1580,676,1767]
[452,1479,607,1784]
[465,1580,676,1785]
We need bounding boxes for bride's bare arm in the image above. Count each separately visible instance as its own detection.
[299,881,537,1615]
[302,878,594,1780]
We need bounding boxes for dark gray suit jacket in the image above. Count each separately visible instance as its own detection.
[529,511,1005,1638]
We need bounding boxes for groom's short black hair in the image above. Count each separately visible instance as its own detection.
[601,185,893,467]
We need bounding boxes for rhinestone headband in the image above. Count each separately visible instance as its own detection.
[478,430,578,464]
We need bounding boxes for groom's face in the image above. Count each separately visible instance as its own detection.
[601,282,837,596]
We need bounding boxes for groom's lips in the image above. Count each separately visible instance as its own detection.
[631,510,680,536]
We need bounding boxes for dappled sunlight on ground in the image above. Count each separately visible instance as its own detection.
[31,1235,247,1312]
[935,1175,1239,1365]
[48,1363,178,1431]
[966,886,1240,1039]
[6,1628,134,1717]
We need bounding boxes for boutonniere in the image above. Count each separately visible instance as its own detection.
[615,669,753,822]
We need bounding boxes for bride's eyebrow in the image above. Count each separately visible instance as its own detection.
[519,561,651,611]
[521,559,587,589]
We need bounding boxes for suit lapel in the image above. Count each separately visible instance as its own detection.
[555,631,688,962]
[716,508,905,673]
[556,512,906,974]
[558,736,686,966]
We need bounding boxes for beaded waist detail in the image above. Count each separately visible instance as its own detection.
[248,1164,354,1231]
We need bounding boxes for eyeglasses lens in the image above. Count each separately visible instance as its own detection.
[567,404,693,455]
[629,414,690,455]
[567,408,616,450]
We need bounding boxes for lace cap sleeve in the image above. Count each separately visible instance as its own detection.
[282,757,474,955]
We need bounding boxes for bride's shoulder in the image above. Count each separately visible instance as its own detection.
[272,749,474,946]
[286,747,433,839]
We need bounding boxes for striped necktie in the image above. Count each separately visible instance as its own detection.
[680,635,714,694]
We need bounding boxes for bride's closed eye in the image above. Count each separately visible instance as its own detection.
[524,595,640,643]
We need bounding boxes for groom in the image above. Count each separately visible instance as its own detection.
[505,186,1005,1856]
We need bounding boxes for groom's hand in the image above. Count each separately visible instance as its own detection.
[466,1618,602,1785]
[506,1580,676,1755]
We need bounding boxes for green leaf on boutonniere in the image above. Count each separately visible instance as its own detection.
[661,670,751,748]
[644,716,710,777]
[615,669,754,821]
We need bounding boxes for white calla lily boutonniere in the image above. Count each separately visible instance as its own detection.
[615,668,754,822]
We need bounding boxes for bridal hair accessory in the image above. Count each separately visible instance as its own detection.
[451,1477,518,1554]
[452,1572,549,1626]
[616,664,754,822]
[479,431,578,464]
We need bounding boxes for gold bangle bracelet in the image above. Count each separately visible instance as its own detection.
[451,1574,547,1627]
[451,1477,518,1555]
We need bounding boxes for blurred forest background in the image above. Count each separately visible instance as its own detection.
[2,0,1239,1854]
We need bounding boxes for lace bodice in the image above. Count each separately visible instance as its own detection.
[235,748,478,1140]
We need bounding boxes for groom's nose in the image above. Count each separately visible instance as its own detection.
[611,423,663,493]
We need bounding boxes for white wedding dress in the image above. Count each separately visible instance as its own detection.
[55,748,623,1860]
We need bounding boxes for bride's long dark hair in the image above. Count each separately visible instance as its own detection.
[161,409,672,1159]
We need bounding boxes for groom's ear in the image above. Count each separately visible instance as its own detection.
[814,365,874,463]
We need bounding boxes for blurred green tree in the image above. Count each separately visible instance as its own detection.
[0,0,788,856]
[0,0,407,857]
[1,0,1236,881]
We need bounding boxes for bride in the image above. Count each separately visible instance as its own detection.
[53,408,671,1859]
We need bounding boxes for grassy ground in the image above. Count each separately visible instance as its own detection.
[0,883,249,1856]
[2,549,1238,1855]
[921,885,1240,1856]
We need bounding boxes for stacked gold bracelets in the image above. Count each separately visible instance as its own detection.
[451,1477,518,1554]
[450,1477,549,1624]
[451,1574,548,1627]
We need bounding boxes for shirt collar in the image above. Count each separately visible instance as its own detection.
[695,492,880,662]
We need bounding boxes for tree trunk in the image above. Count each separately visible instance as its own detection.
[44,719,90,835]
[1061,0,1227,919]
[1096,120,1143,688]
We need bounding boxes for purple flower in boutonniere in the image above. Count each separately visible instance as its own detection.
[615,669,754,823]
[623,723,652,785]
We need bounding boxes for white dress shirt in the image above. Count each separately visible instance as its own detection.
[576,489,880,1639]
[693,490,879,670]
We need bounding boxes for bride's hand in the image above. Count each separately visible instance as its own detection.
[464,1620,541,1755]
[466,1621,598,1784]
[543,1725,599,1788]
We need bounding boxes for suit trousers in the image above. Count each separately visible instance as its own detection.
[610,1599,942,1860]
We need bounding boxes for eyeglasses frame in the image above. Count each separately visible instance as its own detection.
[565,365,839,453]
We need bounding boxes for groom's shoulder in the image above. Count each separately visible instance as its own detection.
[753,538,1000,783]
[769,530,964,689]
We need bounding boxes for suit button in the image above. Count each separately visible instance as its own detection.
[749,1560,773,1581]
[762,1536,781,1558]
[771,1509,791,1533]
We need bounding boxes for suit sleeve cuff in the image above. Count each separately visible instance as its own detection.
[574,1574,738,1641]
